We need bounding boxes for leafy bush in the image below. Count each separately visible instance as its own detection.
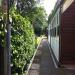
[10,9,35,74]
[0,12,5,47]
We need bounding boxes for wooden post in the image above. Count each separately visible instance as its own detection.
[2,0,11,75]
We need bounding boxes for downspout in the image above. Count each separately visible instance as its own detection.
[59,0,64,66]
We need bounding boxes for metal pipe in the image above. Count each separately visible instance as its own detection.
[2,0,11,75]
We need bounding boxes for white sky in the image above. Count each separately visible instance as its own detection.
[43,0,57,16]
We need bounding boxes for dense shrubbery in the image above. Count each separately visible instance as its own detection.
[0,12,5,47]
[10,9,35,74]
[0,0,47,74]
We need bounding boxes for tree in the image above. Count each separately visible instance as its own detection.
[16,0,35,17]
[15,0,47,27]
[32,7,47,36]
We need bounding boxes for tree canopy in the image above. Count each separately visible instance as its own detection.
[14,0,47,36]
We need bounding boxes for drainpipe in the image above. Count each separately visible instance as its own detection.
[59,0,63,66]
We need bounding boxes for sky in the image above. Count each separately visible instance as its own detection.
[43,0,57,16]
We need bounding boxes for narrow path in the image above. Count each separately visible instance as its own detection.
[28,39,75,75]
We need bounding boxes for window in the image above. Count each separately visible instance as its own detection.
[57,13,59,25]
[50,27,56,37]
[50,29,52,36]
[57,26,59,36]
[53,27,56,37]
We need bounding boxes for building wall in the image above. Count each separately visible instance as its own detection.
[60,1,75,64]
[48,0,75,66]
[48,8,60,61]
[48,24,50,43]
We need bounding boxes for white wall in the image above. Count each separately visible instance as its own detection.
[48,8,60,61]
[48,24,51,44]
[51,8,60,61]
[51,37,59,61]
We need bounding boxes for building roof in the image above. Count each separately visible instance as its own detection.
[48,0,62,24]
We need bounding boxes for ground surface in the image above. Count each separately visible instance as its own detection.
[28,39,75,75]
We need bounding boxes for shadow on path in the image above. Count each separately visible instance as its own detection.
[28,39,75,75]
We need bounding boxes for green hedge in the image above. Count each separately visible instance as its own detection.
[11,10,35,74]
[0,12,5,47]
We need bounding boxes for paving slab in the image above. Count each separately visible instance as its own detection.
[28,39,75,75]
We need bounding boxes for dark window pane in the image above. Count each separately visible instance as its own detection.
[50,27,56,37]
[57,26,59,36]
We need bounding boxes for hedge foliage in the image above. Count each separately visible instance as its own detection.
[0,12,5,47]
[10,9,35,74]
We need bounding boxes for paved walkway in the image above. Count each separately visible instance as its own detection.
[28,39,75,75]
